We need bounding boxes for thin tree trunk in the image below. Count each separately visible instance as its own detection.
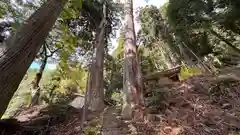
[30,56,48,106]
[122,0,144,120]
[79,71,91,134]
[88,4,107,111]
[135,50,145,121]
[33,57,48,89]
[0,0,67,117]
[210,29,240,54]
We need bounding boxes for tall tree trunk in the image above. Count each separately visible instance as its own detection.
[210,29,240,54]
[30,56,48,106]
[122,0,144,120]
[0,0,67,117]
[80,71,91,134]
[88,5,107,111]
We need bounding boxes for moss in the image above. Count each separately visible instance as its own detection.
[84,127,98,135]
[1,115,9,119]
[179,65,202,80]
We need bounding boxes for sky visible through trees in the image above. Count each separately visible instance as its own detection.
[29,0,168,70]
[0,0,240,134]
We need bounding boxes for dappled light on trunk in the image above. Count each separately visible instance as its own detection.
[122,0,144,120]
[0,0,68,117]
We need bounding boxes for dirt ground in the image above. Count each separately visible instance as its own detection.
[0,73,240,135]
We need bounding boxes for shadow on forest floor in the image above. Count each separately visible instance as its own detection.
[0,71,240,135]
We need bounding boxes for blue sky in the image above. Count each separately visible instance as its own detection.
[30,61,56,70]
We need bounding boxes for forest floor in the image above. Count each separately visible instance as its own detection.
[0,69,240,135]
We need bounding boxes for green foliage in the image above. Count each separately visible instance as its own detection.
[138,5,179,69]
[104,30,124,100]
[25,92,31,105]
[84,127,99,135]
[138,5,163,44]
[57,61,87,92]
[138,46,157,75]
[145,87,170,113]
[0,0,123,119]
[3,69,53,117]
[166,0,240,67]
[40,66,87,105]
[112,32,124,59]
[0,2,7,18]
[1,115,9,119]
[110,91,122,106]
[179,65,202,80]
[167,0,214,57]
[58,79,78,94]
[4,0,240,125]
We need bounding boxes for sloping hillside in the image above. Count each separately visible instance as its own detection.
[0,71,240,135]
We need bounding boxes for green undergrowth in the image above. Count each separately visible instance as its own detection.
[179,65,202,80]
[229,132,240,135]
[84,126,100,135]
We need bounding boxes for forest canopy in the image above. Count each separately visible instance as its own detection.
[0,0,240,135]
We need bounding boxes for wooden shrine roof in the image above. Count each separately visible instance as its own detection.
[143,65,181,81]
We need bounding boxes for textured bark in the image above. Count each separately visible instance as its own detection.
[122,0,144,120]
[0,0,67,117]
[88,33,105,111]
[79,72,91,134]
[88,5,107,111]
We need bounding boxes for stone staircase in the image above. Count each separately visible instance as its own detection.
[100,106,161,135]
[100,106,131,135]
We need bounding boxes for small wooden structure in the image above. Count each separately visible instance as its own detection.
[143,66,181,91]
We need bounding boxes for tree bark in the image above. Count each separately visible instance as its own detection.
[0,0,67,117]
[88,4,107,111]
[79,71,91,134]
[122,0,144,120]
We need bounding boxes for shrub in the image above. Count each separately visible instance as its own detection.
[179,65,202,80]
